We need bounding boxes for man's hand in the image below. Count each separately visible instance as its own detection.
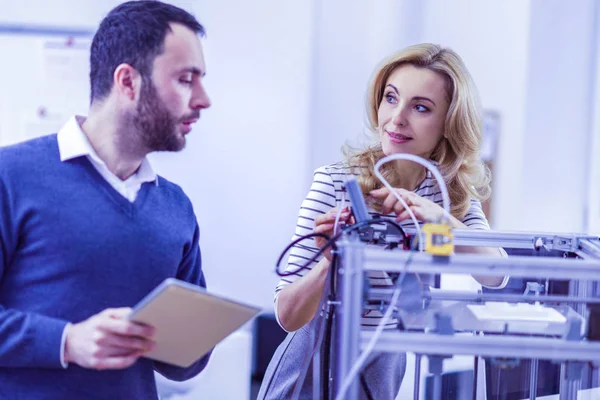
[64,307,156,370]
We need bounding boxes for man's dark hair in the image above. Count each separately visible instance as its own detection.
[90,0,204,103]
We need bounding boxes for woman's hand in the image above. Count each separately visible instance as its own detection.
[313,206,355,260]
[369,187,445,223]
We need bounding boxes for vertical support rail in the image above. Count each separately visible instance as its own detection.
[332,236,364,400]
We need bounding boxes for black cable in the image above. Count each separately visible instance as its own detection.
[318,252,338,400]
[322,291,334,400]
[377,218,411,249]
[275,218,410,397]
[472,355,478,400]
[276,219,408,277]
[275,232,333,277]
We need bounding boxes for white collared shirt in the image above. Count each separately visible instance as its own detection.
[57,115,158,202]
[55,115,158,368]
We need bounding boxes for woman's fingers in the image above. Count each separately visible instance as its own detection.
[395,205,423,222]
[381,193,399,215]
[314,223,335,234]
[395,210,410,222]
[315,207,352,231]
[369,187,389,198]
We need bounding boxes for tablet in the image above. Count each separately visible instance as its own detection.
[129,278,262,368]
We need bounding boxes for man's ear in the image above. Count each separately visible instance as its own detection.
[113,63,141,101]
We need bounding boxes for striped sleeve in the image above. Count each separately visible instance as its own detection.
[462,198,510,289]
[461,198,490,230]
[274,167,337,302]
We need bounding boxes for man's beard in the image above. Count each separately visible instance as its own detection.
[132,77,184,152]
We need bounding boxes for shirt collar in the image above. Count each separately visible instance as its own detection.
[56,115,157,184]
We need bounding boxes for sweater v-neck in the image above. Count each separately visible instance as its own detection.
[73,156,152,216]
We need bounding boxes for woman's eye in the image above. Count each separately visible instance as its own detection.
[385,94,397,104]
[415,104,429,112]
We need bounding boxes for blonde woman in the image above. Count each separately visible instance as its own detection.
[258,43,507,400]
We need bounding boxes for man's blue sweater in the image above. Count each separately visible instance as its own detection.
[0,135,210,399]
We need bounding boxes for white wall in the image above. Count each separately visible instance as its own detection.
[420,0,532,231]
[309,0,426,171]
[0,0,118,28]
[587,3,600,235]
[519,0,597,233]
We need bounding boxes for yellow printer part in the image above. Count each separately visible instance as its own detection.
[422,223,454,256]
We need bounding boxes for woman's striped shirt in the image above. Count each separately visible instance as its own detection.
[274,162,493,331]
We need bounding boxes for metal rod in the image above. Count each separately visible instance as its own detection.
[332,236,364,399]
[558,362,578,400]
[566,279,590,395]
[579,239,600,259]
[313,342,321,400]
[360,331,600,362]
[359,247,600,281]
[413,354,422,400]
[400,227,599,250]
[367,288,600,305]
[529,359,538,400]
[433,373,442,400]
[559,363,567,400]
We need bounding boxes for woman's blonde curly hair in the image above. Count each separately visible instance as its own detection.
[344,43,491,220]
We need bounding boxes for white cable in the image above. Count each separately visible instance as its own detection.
[373,157,421,251]
[333,190,347,235]
[374,154,452,250]
[375,153,451,218]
